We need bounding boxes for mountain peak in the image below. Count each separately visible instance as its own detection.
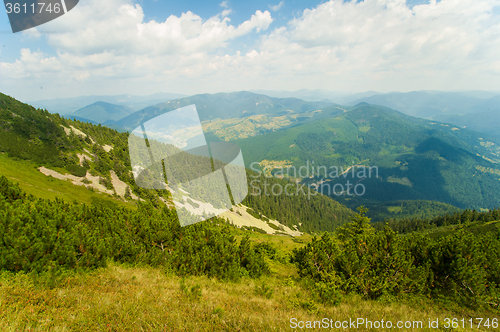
[72,102,134,124]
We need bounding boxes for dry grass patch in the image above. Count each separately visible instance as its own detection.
[1,263,496,331]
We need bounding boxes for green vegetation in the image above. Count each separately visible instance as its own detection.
[0,93,71,167]
[243,171,354,232]
[0,92,177,204]
[292,207,500,311]
[376,207,500,235]
[0,93,357,233]
[4,263,492,332]
[341,199,462,222]
[0,176,267,280]
[236,104,500,210]
[0,153,131,207]
[1,91,500,330]
[1,196,499,330]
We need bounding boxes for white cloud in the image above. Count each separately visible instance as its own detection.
[0,49,63,79]
[1,0,500,100]
[39,0,272,55]
[258,0,500,91]
[269,1,284,12]
[220,1,229,9]
[21,28,42,40]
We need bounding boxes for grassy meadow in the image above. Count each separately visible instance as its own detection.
[0,153,132,209]
[1,230,498,331]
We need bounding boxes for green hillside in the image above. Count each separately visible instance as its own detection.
[434,108,500,138]
[375,206,500,235]
[1,93,500,331]
[340,199,461,222]
[3,184,498,330]
[235,104,500,210]
[0,92,354,233]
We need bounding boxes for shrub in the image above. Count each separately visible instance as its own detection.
[311,281,342,306]
[0,177,268,281]
[238,236,269,278]
[254,282,273,299]
[66,164,87,177]
[291,206,500,309]
[180,279,202,300]
[267,222,280,231]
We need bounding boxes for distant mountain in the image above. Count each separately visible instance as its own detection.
[468,95,500,113]
[235,103,500,210]
[71,102,134,124]
[434,108,500,138]
[250,89,382,103]
[453,90,500,99]
[348,91,493,118]
[65,115,99,125]
[29,92,187,115]
[115,91,335,131]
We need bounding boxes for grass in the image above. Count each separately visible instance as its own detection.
[0,153,133,208]
[0,154,498,330]
[387,176,413,187]
[0,218,498,331]
[387,206,403,213]
[2,223,497,331]
[1,261,497,331]
[231,226,313,253]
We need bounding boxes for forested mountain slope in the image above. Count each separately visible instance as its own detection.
[0,92,353,233]
[236,104,500,210]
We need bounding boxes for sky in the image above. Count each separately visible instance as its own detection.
[0,0,499,101]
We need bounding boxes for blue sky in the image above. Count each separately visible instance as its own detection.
[1,0,498,101]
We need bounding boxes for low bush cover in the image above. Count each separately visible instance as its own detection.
[0,176,268,281]
[292,207,500,310]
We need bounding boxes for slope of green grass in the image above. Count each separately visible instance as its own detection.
[0,153,131,208]
[1,229,497,331]
[3,263,497,332]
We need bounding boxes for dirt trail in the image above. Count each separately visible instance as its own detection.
[38,167,139,199]
[221,204,302,236]
[110,170,138,200]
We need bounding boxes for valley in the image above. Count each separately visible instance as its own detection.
[4,89,500,222]
[235,103,500,211]
[3,0,499,329]
[1,90,500,330]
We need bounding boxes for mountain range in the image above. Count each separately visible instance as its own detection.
[0,92,355,233]
[234,102,500,210]
[69,102,135,124]
[31,90,500,141]
[348,91,500,119]
[29,92,187,115]
[7,89,500,219]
